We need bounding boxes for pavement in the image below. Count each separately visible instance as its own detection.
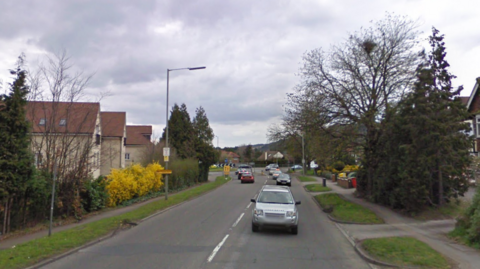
[2,171,480,269]
[300,174,480,269]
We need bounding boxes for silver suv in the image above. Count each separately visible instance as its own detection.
[250,185,301,234]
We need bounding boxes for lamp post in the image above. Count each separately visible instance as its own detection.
[299,132,305,175]
[165,66,205,200]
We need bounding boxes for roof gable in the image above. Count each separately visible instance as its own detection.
[126,125,152,145]
[26,101,100,134]
[101,112,126,137]
[466,77,480,113]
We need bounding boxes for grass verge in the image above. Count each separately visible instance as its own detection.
[297,176,317,182]
[0,176,231,269]
[314,193,383,224]
[304,184,331,192]
[362,237,451,268]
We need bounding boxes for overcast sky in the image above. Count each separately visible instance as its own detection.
[1,0,478,147]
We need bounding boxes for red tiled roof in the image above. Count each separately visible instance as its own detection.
[126,125,152,145]
[26,101,99,134]
[101,112,126,137]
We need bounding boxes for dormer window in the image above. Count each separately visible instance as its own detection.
[39,118,46,126]
[59,119,66,126]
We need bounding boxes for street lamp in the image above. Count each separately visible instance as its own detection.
[165,66,206,200]
[299,132,305,175]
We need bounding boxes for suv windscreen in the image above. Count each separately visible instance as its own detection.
[257,191,293,204]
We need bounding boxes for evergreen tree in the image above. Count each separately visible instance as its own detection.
[192,106,216,182]
[163,103,196,159]
[376,28,471,211]
[0,55,34,234]
[192,106,214,143]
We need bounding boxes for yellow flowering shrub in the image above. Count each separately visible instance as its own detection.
[325,164,359,174]
[106,162,165,207]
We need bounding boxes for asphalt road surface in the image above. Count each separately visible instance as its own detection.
[45,171,371,269]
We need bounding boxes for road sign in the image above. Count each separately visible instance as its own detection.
[157,169,172,175]
[164,156,169,162]
[224,165,230,175]
[163,147,170,157]
[225,158,228,163]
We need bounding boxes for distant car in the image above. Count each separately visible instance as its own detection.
[272,170,282,180]
[236,164,252,175]
[269,167,280,176]
[240,171,255,184]
[276,173,291,186]
[251,185,301,234]
[237,168,253,179]
[265,164,279,172]
[290,165,302,170]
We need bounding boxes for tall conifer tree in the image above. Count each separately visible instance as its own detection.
[0,55,33,234]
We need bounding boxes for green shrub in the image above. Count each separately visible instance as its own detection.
[453,187,480,246]
[80,176,109,213]
[169,158,199,190]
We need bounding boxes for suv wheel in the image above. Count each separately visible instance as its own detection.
[252,223,259,232]
[291,226,298,235]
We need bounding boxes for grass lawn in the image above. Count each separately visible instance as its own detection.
[297,176,317,182]
[412,199,470,221]
[304,184,331,192]
[362,237,451,268]
[0,176,231,269]
[314,193,384,224]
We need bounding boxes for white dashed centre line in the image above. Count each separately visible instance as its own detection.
[207,234,229,262]
[232,213,244,227]
[246,202,252,209]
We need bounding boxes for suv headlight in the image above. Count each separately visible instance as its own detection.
[254,209,263,216]
[286,211,296,217]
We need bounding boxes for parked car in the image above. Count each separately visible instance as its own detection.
[251,185,301,234]
[276,173,291,186]
[272,170,282,180]
[290,165,302,171]
[240,171,255,184]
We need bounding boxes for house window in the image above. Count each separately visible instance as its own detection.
[59,119,66,126]
[96,134,101,145]
[125,153,130,160]
[39,118,46,126]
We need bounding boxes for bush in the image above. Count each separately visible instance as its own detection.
[80,176,109,213]
[459,187,480,244]
[105,162,164,207]
[168,158,200,190]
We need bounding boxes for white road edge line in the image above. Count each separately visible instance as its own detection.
[207,234,229,262]
[232,213,245,227]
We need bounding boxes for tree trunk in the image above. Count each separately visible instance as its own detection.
[438,152,444,206]
[6,198,12,234]
[2,199,8,238]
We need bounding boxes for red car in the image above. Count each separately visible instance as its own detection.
[241,171,255,184]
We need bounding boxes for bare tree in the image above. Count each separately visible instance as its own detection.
[286,14,423,196]
[26,51,98,217]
